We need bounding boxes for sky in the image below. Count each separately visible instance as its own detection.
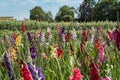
[0,0,83,20]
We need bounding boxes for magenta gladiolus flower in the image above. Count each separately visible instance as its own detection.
[112,28,120,50]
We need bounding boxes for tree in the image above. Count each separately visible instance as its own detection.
[55,5,75,22]
[93,0,120,21]
[30,6,45,20]
[78,0,96,22]
[45,11,54,22]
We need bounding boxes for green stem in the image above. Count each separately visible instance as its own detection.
[55,57,63,80]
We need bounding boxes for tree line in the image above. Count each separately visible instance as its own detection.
[30,0,120,22]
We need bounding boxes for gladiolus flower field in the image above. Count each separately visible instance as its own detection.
[0,20,120,80]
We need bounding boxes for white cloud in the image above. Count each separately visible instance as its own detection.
[12,0,38,6]
[43,0,82,3]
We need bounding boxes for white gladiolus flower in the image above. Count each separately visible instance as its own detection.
[41,32,46,43]
[70,56,74,66]
[47,27,52,42]
[47,27,51,32]
[90,27,96,44]
[62,34,65,42]
[71,28,77,40]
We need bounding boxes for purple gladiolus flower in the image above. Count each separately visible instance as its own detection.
[36,67,44,80]
[27,32,32,43]
[30,46,37,59]
[10,38,15,45]
[27,63,44,80]
[61,27,65,34]
[106,37,110,46]
[28,63,37,80]
[4,53,15,80]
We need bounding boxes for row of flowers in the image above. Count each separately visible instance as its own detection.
[0,22,120,80]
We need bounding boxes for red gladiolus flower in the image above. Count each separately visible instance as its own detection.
[112,28,120,50]
[80,41,85,53]
[107,30,113,40]
[82,31,86,37]
[57,48,64,58]
[1,62,5,66]
[95,39,100,50]
[13,33,17,41]
[20,60,32,80]
[82,30,89,41]
[65,32,71,42]
[47,32,50,36]
[82,56,88,68]
[69,68,84,80]
[90,60,100,80]
[97,27,102,32]
[22,22,26,32]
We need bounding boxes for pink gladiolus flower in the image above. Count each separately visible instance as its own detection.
[98,43,104,64]
[75,73,84,80]
[8,48,11,59]
[69,68,84,80]
[35,32,40,37]
[74,68,80,75]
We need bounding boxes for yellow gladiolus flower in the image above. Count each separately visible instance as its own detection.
[11,48,16,54]
[11,48,17,61]
[50,46,57,58]
[15,34,22,46]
